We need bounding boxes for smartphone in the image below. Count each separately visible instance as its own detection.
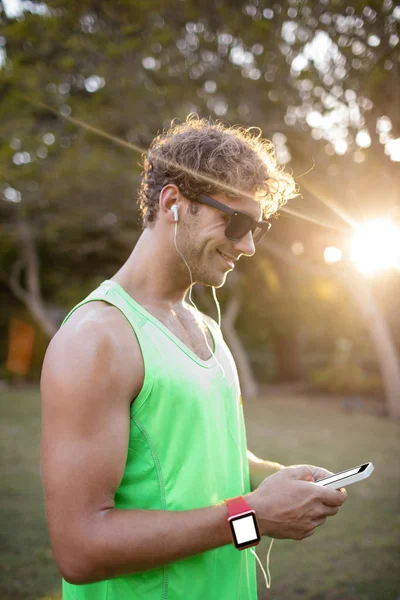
[315,462,374,489]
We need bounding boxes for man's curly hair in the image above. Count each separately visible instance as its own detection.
[137,115,298,229]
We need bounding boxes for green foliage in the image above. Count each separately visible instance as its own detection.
[0,0,399,384]
[307,363,384,396]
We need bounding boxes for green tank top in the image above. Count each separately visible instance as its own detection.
[61,279,257,600]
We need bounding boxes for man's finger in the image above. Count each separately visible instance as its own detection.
[322,489,347,507]
[323,506,339,517]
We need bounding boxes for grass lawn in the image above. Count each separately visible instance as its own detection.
[1,386,399,599]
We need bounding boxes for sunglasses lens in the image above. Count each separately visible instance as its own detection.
[226,214,253,240]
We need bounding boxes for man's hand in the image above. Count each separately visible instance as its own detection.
[246,465,348,541]
[287,464,348,497]
[304,464,348,498]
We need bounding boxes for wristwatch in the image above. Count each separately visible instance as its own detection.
[224,496,261,550]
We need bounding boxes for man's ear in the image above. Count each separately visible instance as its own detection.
[159,184,183,220]
[159,183,184,222]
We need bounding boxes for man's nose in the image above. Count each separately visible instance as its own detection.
[232,231,256,257]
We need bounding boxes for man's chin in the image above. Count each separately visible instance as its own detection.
[198,273,228,288]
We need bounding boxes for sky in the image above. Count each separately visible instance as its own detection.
[3,0,24,17]
[2,0,48,17]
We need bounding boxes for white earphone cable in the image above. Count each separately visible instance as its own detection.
[173,219,274,591]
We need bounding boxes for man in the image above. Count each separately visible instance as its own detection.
[41,116,347,600]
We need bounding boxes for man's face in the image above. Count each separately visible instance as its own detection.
[178,192,262,288]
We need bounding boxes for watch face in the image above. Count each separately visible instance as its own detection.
[229,513,261,549]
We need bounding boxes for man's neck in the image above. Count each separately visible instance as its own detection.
[111,230,192,311]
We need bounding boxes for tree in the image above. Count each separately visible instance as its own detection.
[0,0,399,409]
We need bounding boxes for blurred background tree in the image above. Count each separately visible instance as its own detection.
[0,0,399,411]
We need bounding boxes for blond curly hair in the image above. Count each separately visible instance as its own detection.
[138,115,298,228]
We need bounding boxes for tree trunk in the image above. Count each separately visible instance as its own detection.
[194,277,258,399]
[6,219,59,339]
[262,238,400,420]
[272,333,302,381]
[340,270,400,420]
[220,280,258,399]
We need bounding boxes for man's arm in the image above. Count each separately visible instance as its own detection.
[41,307,347,586]
[41,310,233,586]
[247,449,284,491]
[247,451,341,493]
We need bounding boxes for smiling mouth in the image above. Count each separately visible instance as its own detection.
[217,250,235,269]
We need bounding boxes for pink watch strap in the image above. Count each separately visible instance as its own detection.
[224,496,253,516]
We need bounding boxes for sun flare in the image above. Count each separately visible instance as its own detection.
[350,218,400,276]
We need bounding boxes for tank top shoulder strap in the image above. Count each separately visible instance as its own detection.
[60,280,155,411]
[61,280,147,328]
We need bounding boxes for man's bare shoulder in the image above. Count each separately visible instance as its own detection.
[45,301,144,404]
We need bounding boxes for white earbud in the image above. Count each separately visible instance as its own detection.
[171,204,179,222]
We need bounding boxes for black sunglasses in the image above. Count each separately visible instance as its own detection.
[156,185,271,243]
[197,193,271,243]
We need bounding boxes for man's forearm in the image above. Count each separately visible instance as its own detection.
[61,454,282,584]
[62,503,235,585]
[247,449,284,491]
